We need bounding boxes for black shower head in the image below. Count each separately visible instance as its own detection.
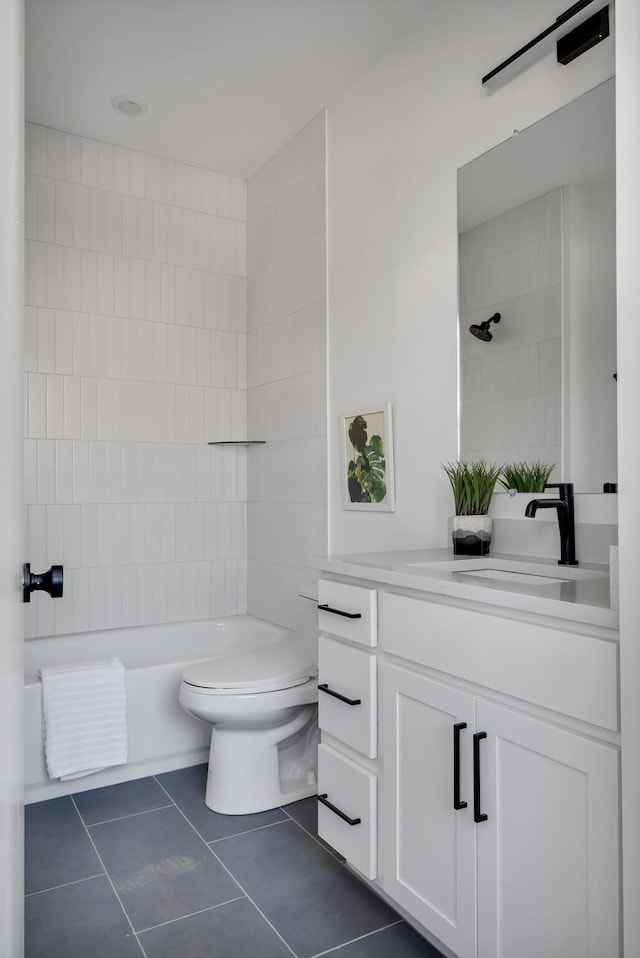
[469,312,500,342]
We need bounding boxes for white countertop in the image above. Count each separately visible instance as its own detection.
[308,549,618,631]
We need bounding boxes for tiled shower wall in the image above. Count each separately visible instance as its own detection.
[24,123,247,637]
[459,189,562,472]
[246,113,327,642]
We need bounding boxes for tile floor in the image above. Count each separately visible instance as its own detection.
[25,765,444,958]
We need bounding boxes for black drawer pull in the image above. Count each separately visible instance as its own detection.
[318,683,362,706]
[473,731,488,823]
[317,793,361,826]
[453,722,468,811]
[318,603,362,619]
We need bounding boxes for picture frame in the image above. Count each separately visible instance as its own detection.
[341,403,395,511]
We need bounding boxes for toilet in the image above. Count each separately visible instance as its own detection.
[179,638,319,815]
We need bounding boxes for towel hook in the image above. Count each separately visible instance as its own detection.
[23,563,64,603]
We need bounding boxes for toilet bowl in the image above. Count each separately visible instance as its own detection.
[179,638,319,815]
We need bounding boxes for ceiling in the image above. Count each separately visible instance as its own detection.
[26,0,432,178]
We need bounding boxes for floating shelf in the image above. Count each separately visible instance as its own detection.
[208,440,266,446]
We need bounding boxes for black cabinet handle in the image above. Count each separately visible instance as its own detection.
[318,603,362,619]
[23,563,63,603]
[473,731,488,823]
[317,793,361,826]
[318,683,362,706]
[453,722,468,810]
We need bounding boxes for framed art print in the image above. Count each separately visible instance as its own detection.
[342,403,395,511]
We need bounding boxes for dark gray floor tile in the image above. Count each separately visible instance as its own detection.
[139,897,291,958]
[89,805,240,931]
[328,921,445,957]
[214,819,398,958]
[156,764,287,841]
[284,795,344,859]
[25,797,103,894]
[74,777,172,825]
[25,874,141,958]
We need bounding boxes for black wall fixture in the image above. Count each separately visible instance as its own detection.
[482,0,610,89]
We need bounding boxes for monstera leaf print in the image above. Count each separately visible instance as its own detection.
[347,417,387,503]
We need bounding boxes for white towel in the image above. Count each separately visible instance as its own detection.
[40,658,128,781]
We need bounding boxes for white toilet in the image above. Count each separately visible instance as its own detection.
[179,638,319,815]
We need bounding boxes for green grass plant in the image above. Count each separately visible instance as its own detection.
[499,460,555,494]
[442,459,502,516]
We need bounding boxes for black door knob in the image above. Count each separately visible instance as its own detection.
[23,563,63,603]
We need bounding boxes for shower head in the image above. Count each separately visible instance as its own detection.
[469,312,501,342]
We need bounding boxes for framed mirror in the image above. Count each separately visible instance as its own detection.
[457,78,616,494]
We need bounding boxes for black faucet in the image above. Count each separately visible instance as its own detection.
[524,482,578,566]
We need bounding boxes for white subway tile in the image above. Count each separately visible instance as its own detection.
[130,259,146,319]
[222,221,237,276]
[196,444,209,503]
[90,441,106,502]
[129,151,146,199]
[137,198,154,261]
[203,273,217,329]
[63,247,82,312]
[37,176,56,244]
[89,313,106,378]
[210,560,225,617]
[63,376,82,439]
[196,328,211,386]
[211,332,225,386]
[182,210,197,268]
[189,503,204,560]
[26,124,48,176]
[175,503,190,560]
[196,213,210,271]
[160,264,176,325]
[210,217,224,273]
[166,563,182,621]
[145,260,161,322]
[161,159,176,206]
[54,581,73,636]
[97,142,115,192]
[114,381,131,441]
[181,445,197,502]
[24,439,38,505]
[152,323,168,382]
[25,307,38,373]
[217,174,231,219]
[98,378,115,441]
[230,178,244,222]
[37,308,56,373]
[46,375,64,438]
[144,503,161,563]
[130,381,146,441]
[62,505,82,567]
[89,566,107,630]
[189,270,204,327]
[81,377,98,438]
[46,129,65,180]
[89,187,106,251]
[54,310,73,375]
[64,133,82,184]
[129,504,145,563]
[216,274,231,331]
[72,183,90,248]
[46,244,64,308]
[122,442,139,501]
[152,202,168,263]
[121,319,138,382]
[113,147,131,195]
[167,325,183,384]
[152,444,168,502]
[105,566,123,629]
[160,384,176,444]
[146,382,163,443]
[97,253,114,316]
[105,442,122,503]
[152,564,168,624]
[203,171,217,215]
[160,504,175,562]
[188,166,204,211]
[80,503,98,566]
[175,267,189,325]
[113,505,130,564]
[37,439,55,503]
[71,312,90,375]
[106,192,122,255]
[195,560,210,619]
[25,174,38,241]
[181,326,197,384]
[121,195,138,258]
[28,373,47,438]
[104,316,122,378]
[114,257,130,318]
[80,249,98,313]
[167,206,183,266]
[121,565,138,626]
[224,559,238,615]
[97,504,114,565]
[27,504,47,570]
[71,568,90,632]
[145,154,162,202]
[236,221,246,277]
[204,388,218,439]
[175,163,189,208]
[137,321,153,381]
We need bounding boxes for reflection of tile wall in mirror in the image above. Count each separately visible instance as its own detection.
[459,188,561,478]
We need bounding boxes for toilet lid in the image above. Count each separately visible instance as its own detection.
[181,639,315,693]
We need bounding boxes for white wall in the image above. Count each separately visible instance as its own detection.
[24,123,247,637]
[327,0,614,555]
[459,189,561,473]
[246,112,327,659]
[0,0,24,952]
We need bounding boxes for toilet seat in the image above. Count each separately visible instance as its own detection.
[182,639,315,695]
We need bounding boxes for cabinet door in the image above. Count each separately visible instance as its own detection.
[476,701,620,958]
[383,665,477,958]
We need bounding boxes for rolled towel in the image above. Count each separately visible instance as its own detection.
[39,658,128,781]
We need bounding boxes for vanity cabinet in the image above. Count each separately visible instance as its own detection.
[384,664,620,958]
[316,580,378,879]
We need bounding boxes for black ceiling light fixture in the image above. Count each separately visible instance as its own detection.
[469,312,501,342]
[482,0,610,90]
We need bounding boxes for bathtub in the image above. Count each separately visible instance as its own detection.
[24,615,290,804]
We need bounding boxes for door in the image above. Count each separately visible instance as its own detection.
[476,701,620,958]
[0,0,25,955]
[383,664,477,958]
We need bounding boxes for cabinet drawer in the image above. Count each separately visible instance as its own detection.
[318,580,377,647]
[317,743,377,879]
[383,593,618,731]
[318,636,377,757]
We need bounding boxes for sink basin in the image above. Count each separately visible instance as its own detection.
[405,558,607,583]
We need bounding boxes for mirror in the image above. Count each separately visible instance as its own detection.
[457,79,616,494]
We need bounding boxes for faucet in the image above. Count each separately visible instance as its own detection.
[524,482,578,566]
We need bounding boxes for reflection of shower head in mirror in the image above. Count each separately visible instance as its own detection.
[469,312,500,342]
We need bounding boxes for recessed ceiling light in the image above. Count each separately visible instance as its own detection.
[111,94,147,117]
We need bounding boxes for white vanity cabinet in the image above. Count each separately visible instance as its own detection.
[316,579,378,879]
[382,593,620,958]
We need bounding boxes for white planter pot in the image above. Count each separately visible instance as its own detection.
[449,515,493,556]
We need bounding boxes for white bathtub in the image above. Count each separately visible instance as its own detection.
[24,615,289,804]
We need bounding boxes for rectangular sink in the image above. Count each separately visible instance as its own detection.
[456,569,570,586]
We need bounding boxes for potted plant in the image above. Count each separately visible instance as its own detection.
[499,461,555,494]
[442,459,502,555]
